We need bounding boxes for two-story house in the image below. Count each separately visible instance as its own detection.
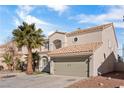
[0,23,118,77]
[47,23,118,77]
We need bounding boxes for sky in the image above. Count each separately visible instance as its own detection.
[0,5,124,50]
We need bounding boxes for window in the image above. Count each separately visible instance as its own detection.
[53,39,62,49]
[74,37,78,42]
[104,53,106,59]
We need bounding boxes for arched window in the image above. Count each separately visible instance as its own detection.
[53,39,62,49]
[42,56,48,66]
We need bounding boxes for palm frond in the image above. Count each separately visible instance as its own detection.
[12,21,45,49]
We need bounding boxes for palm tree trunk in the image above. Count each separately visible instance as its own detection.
[26,47,33,74]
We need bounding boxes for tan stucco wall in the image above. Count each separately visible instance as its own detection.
[102,26,118,59]
[48,30,102,51]
[92,26,118,76]
[66,31,102,46]
[49,33,66,51]
[88,55,94,77]
[50,60,54,74]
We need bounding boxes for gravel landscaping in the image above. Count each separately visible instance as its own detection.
[68,72,124,88]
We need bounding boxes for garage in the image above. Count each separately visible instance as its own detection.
[52,56,89,77]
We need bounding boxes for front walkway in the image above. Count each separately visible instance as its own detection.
[0,72,84,88]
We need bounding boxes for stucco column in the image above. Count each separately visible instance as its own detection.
[50,60,54,74]
[39,58,42,72]
[89,55,94,77]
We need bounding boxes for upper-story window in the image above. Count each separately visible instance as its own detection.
[74,37,78,42]
[53,39,62,49]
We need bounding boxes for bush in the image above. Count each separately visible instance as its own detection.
[15,59,27,72]
[15,59,21,70]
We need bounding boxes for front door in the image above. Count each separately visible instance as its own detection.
[39,56,49,72]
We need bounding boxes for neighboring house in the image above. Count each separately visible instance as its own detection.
[0,40,49,71]
[0,41,17,69]
[0,41,24,70]
[0,44,8,69]
[0,23,118,77]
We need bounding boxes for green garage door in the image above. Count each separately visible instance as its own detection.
[53,56,89,77]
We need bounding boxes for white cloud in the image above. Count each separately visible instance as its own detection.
[47,5,69,15]
[14,5,52,27]
[14,5,61,36]
[25,15,49,25]
[70,6,124,28]
[14,17,21,26]
[47,31,55,36]
[16,5,34,21]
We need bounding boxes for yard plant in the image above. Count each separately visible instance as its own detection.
[3,53,13,70]
[12,22,45,74]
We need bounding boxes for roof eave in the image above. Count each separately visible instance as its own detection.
[49,52,93,57]
[48,31,66,38]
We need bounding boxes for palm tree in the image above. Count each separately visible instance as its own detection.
[3,53,13,70]
[12,22,45,74]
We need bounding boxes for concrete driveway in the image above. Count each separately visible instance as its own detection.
[0,72,84,88]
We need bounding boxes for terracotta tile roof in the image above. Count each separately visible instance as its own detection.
[48,42,102,57]
[66,23,113,37]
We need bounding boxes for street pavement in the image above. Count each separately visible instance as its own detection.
[0,72,84,88]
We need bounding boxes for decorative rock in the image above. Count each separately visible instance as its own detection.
[107,77,112,80]
[98,83,104,86]
[98,72,102,76]
[115,73,119,75]
[116,86,124,88]
[119,86,124,88]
